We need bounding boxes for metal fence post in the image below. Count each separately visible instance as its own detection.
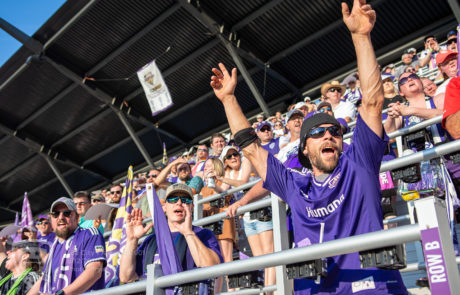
[414,196,460,294]
[193,194,202,221]
[147,263,165,295]
[271,193,292,294]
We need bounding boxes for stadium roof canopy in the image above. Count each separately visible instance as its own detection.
[0,0,458,224]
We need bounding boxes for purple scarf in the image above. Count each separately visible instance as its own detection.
[41,231,77,293]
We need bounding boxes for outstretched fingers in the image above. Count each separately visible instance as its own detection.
[341,2,350,18]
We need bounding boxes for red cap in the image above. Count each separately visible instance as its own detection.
[436,49,457,66]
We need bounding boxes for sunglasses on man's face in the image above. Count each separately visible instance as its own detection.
[147,174,158,178]
[259,127,271,132]
[328,88,342,93]
[50,210,72,218]
[225,152,240,160]
[319,107,332,113]
[447,38,457,45]
[166,196,193,204]
[307,125,342,139]
[110,190,122,195]
[36,221,50,225]
[399,73,420,87]
[198,148,208,152]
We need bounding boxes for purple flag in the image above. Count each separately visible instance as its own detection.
[105,166,134,286]
[20,192,34,228]
[11,212,20,242]
[151,185,183,275]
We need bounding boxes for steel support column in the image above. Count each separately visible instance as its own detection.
[115,111,155,168]
[219,36,271,117]
[42,155,74,197]
[447,0,460,24]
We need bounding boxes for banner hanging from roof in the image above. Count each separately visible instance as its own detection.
[137,60,173,116]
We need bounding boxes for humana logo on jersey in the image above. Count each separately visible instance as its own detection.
[306,194,345,217]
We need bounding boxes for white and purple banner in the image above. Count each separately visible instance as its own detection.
[20,192,34,229]
[137,60,173,116]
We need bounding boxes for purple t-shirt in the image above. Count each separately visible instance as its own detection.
[261,138,280,156]
[40,227,107,293]
[37,231,55,253]
[135,226,222,278]
[263,116,407,295]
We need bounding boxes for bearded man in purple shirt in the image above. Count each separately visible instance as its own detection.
[212,1,407,294]
[28,197,106,295]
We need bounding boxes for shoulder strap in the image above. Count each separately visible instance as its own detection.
[143,233,190,273]
[0,272,12,288]
[7,268,32,295]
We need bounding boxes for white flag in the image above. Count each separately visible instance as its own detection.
[137,60,173,116]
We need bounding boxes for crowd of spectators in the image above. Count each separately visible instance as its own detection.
[0,2,460,294]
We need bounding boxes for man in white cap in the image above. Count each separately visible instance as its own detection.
[29,197,106,295]
[119,183,221,283]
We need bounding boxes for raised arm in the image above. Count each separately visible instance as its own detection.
[154,157,187,187]
[211,64,269,180]
[342,0,383,137]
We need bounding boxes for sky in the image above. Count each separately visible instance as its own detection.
[0,0,65,67]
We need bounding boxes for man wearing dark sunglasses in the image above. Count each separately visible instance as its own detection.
[31,197,106,295]
[211,1,406,294]
[119,183,222,283]
[321,80,356,123]
[257,121,280,156]
[108,184,123,204]
[35,215,55,259]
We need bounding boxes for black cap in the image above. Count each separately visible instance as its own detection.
[298,112,341,168]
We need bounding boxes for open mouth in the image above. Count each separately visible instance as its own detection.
[321,145,336,158]
[173,208,184,216]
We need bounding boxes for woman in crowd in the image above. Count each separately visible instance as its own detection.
[273,120,285,138]
[0,241,41,295]
[382,74,404,111]
[201,157,236,292]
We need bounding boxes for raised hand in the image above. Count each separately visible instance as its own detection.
[126,208,153,241]
[342,0,376,36]
[210,63,238,102]
[173,203,194,235]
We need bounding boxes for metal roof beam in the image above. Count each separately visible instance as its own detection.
[0,18,43,54]
[13,4,181,132]
[447,0,460,24]
[0,120,110,182]
[0,154,38,183]
[180,1,271,117]
[231,0,283,32]
[0,1,96,92]
[42,154,75,197]
[268,0,387,64]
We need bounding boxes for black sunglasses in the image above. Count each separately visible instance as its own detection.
[399,73,420,86]
[307,126,342,139]
[147,174,157,178]
[225,152,240,160]
[50,210,72,218]
[259,127,271,132]
[328,88,342,93]
[36,221,50,225]
[447,38,457,45]
[110,190,122,195]
[166,196,193,204]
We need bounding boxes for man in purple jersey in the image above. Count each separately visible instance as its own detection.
[212,1,407,294]
[119,183,222,282]
[28,197,106,295]
[257,121,280,156]
[35,215,55,261]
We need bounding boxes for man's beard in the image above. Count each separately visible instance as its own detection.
[306,142,340,174]
[55,226,74,240]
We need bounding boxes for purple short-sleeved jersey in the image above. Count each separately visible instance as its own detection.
[37,231,55,253]
[40,227,107,293]
[263,115,407,294]
[261,138,280,156]
[135,226,222,278]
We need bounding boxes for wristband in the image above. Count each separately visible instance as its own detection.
[234,127,259,149]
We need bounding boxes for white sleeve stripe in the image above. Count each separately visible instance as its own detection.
[84,257,107,268]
